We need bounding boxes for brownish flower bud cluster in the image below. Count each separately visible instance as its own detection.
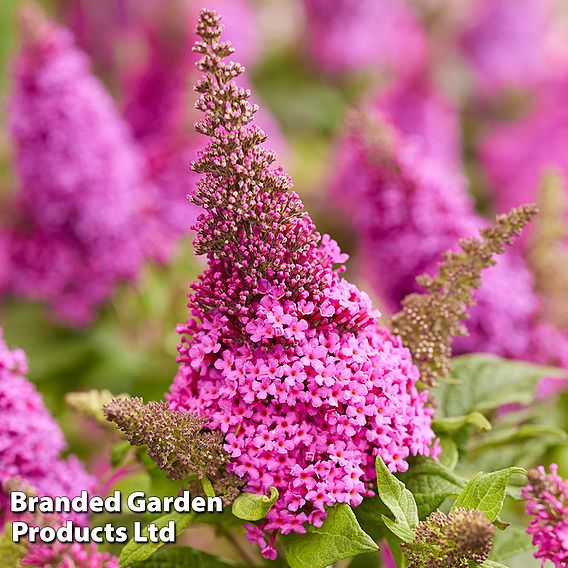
[390,204,537,386]
[104,397,242,503]
[401,508,495,568]
[529,171,568,330]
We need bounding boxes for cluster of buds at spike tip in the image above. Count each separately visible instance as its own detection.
[522,464,568,567]
[187,9,359,338]
[529,171,568,330]
[104,397,243,503]
[401,508,495,568]
[390,204,538,386]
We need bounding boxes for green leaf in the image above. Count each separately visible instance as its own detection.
[375,455,419,530]
[434,412,492,433]
[231,486,278,521]
[119,511,196,567]
[476,561,509,568]
[437,355,564,418]
[451,467,526,522]
[399,459,465,519]
[282,504,379,568]
[489,526,534,562]
[135,546,237,567]
[380,515,415,543]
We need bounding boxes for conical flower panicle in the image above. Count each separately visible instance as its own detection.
[391,205,537,386]
[188,10,341,331]
[401,508,495,568]
[169,10,438,558]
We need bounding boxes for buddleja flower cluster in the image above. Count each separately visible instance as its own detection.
[104,397,242,503]
[0,330,117,566]
[0,327,93,525]
[6,7,163,325]
[168,9,438,557]
[401,508,495,568]
[522,464,568,567]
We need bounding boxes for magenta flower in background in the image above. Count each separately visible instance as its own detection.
[377,76,464,179]
[522,464,568,567]
[168,10,437,558]
[122,0,260,146]
[331,76,568,367]
[301,0,427,76]
[23,542,119,567]
[459,0,560,95]
[332,77,475,307]
[6,10,165,325]
[0,327,94,526]
[481,76,568,214]
[62,0,130,74]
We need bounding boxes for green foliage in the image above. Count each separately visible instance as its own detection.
[119,511,196,567]
[282,504,378,568]
[134,546,237,567]
[111,440,134,468]
[434,412,492,433]
[375,455,418,536]
[436,355,564,418]
[451,468,526,522]
[467,424,566,455]
[231,487,279,521]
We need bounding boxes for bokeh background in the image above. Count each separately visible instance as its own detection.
[1,7,568,564]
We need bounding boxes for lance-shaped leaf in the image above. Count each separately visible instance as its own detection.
[282,505,378,568]
[451,467,526,522]
[375,455,419,531]
[375,455,420,542]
